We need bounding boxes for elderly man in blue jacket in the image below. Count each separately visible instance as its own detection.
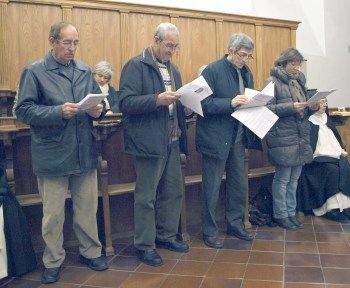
[119,22,189,267]
[196,33,261,248]
[16,22,108,284]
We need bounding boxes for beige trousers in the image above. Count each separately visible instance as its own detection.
[37,169,102,268]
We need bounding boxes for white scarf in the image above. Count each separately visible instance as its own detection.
[309,112,343,159]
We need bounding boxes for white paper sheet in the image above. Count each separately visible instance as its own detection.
[78,93,108,111]
[306,89,337,106]
[232,106,279,139]
[176,76,212,116]
[0,206,8,280]
[237,81,275,110]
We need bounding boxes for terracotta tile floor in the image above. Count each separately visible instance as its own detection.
[1,215,350,288]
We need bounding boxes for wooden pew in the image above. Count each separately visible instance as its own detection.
[1,116,275,257]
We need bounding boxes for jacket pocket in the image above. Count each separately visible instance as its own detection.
[32,126,64,143]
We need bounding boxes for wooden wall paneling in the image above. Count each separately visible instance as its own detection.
[124,12,170,64]
[3,0,299,93]
[175,17,217,84]
[222,21,257,87]
[0,1,8,90]
[72,7,121,88]
[260,25,292,89]
[6,2,61,90]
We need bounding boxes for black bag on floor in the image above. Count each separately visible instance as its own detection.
[249,184,276,227]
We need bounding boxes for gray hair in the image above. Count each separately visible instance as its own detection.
[228,33,254,53]
[274,48,306,67]
[92,61,113,79]
[49,21,76,40]
[154,22,179,40]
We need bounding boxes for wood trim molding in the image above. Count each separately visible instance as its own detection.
[255,24,264,89]
[8,0,300,29]
[0,1,8,89]
[215,19,223,57]
[290,28,297,48]
[120,10,129,67]
[170,15,179,63]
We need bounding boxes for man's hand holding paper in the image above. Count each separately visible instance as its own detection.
[176,76,212,116]
[231,95,249,108]
[86,103,103,118]
[156,91,181,106]
[231,81,278,139]
[236,81,275,110]
[77,93,108,111]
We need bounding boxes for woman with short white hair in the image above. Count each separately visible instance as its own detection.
[92,61,120,114]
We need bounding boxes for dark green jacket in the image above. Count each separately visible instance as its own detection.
[119,48,188,157]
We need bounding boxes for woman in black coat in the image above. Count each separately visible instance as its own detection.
[266,48,316,230]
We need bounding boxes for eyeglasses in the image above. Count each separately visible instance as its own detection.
[236,52,254,61]
[161,41,180,52]
[57,40,80,47]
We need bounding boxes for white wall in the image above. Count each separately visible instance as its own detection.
[117,0,350,108]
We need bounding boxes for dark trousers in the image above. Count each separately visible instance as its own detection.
[201,143,246,237]
[133,142,183,250]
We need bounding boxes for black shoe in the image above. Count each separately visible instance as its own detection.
[137,249,163,267]
[203,235,223,248]
[155,238,189,253]
[274,217,298,230]
[289,215,304,229]
[323,209,348,223]
[79,255,109,271]
[41,267,60,284]
[227,225,254,241]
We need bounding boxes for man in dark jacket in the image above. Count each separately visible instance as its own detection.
[196,33,261,248]
[15,22,108,284]
[119,22,189,267]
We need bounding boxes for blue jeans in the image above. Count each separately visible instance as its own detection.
[272,165,302,219]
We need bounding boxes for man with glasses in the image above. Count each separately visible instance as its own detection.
[196,33,261,248]
[16,22,108,284]
[119,22,189,267]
